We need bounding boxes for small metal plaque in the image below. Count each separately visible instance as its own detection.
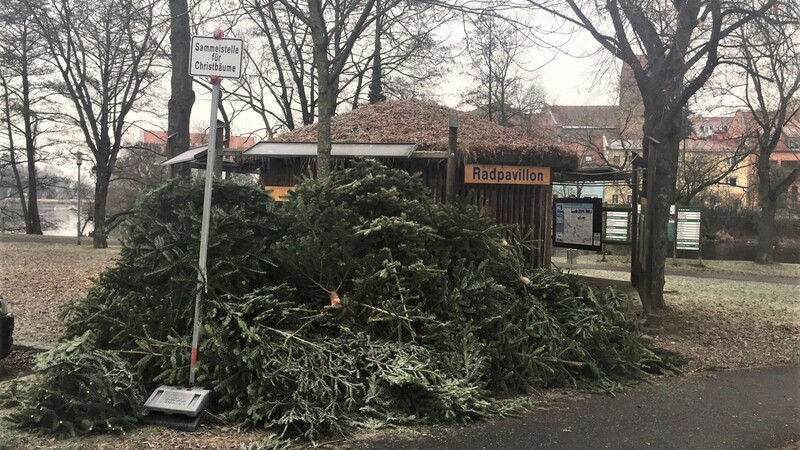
[144,385,212,417]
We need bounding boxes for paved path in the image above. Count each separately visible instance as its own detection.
[566,263,800,286]
[350,366,799,450]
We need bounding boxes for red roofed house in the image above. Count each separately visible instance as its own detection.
[141,130,255,149]
[725,111,800,206]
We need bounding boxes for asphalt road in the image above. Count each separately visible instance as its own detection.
[350,365,799,450]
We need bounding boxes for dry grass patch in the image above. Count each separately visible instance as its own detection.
[0,237,119,345]
[572,268,800,372]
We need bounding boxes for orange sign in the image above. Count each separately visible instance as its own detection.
[465,164,550,185]
[265,186,293,202]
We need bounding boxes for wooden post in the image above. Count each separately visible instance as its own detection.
[630,170,640,288]
[446,118,459,203]
[258,161,268,187]
[214,119,224,178]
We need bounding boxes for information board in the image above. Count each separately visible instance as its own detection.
[605,211,630,242]
[553,198,603,251]
[676,207,701,250]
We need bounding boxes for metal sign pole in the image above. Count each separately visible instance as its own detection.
[189,77,221,386]
[143,31,241,430]
[76,153,82,246]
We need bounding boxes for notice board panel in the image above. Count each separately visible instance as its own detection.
[676,207,701,250]
[553,197,603,251]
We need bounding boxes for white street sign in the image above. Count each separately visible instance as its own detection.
[190,36,243,79]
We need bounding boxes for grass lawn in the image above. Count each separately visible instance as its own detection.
[571,268,799,371]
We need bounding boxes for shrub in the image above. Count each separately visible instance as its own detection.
[9,160,678,442]
[63,177,279,383]
[6,332,144,436]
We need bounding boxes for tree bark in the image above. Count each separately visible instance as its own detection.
[23,136,41,234]
[368,0,385,105]
[755,193,777,264]
[1,78,29,230]
[640,126,680,312]
[166,0,194,178]
[754,151,777,264]
[637,63,684,312]
[308,0,332,178]
[21,28,41,234]
[93,165,110,248]
[315,70,333,179]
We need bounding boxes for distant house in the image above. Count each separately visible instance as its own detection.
[676,132,750,205]
[543,105,632,168]
[725,111,800,206]
[528,62,646,201]
[141,129,255,150]
[146,128,257,176]
[466,58,797,213]
[694,116,731,140]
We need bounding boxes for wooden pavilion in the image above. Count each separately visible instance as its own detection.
[240,99,578,268]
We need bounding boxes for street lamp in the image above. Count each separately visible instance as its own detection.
[76,152,83,245]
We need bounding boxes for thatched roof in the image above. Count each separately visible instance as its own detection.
[272,99,577,168]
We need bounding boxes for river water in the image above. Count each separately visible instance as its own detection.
[39,200,79,237]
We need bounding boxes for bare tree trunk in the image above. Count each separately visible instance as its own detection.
[315,72,333,178]
[296,0,376,177]
[8,148,28,229]
[24,141,41,234]
[21,37,41,234]
[755,196,777,264]
[93,167,110,248]
[166,0,194,178]
[309,0,332,178]
[638,88,682,312]
[1,78,30,229]
[367,0,384,105]
[755,153,777,264]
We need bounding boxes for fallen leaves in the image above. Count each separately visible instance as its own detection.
[572,267,800,372]
[0,236,119,345]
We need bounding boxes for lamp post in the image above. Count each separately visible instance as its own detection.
[76,152,83,245]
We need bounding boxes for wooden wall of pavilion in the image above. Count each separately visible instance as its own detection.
[255,157,553,268]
